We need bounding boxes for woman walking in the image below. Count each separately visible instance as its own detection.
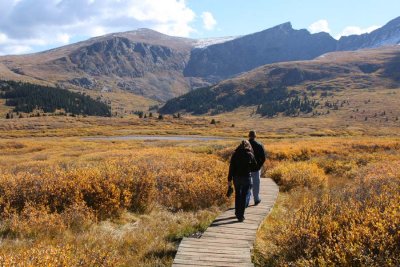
[228,140,258,222]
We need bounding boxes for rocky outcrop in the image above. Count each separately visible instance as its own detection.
[67,37,188,78]
[338,16,400,50]
[1,17,400,104]
[183,23,337,80]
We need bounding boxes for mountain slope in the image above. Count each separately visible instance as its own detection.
[183,22,337,80]
[160,46,400,116]
[0,29,195,102]
[0,16,400,111]
[338,16,400,50]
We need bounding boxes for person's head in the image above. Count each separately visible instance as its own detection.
[248,130,256,140]
[236,140,253,153]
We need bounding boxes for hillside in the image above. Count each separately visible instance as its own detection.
[184,22,337,80]
[0,16,399,114]
[337,16,400,50]
[0,80,111,117]
[160,46,400,123]
[0,29,195,103]
[184,16,400,81]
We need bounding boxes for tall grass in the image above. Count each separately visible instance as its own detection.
[0,143,229,266]
[255,141,400,267]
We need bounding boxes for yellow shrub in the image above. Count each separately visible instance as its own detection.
[268,161,327,191]
[1,204,66,239]
[357,160,400,181]
[0,148,228,220]
[256,177,400,266]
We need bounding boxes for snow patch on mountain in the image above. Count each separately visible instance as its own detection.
[194,36,239,48]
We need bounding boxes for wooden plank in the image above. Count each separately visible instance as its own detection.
[174,256,252,263]
[173,178,278,267]
[179,238,250,246]
[178,244,250,252]
[175,252,250,260]
[176,247,251,255]
[205,227,255,235]
[209,223,259,230]
[173,259,253,267]
[201,234,254,242]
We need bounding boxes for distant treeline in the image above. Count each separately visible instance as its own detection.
[255,88,318,117]
[0,80,111,117]
[160,85,318,117]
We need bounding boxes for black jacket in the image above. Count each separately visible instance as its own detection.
[249,139,266,171]
[228,149,258,181]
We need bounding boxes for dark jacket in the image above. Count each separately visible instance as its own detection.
[228,149,258,182]
[249,139,266,171]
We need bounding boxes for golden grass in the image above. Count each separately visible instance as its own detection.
[0,121,399,266]
[0,138,231,266]
[254,138,400,266]
[268,161,327,191]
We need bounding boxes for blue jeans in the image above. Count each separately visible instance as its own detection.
[246,170,261,206]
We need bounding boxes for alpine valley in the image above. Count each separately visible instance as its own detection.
[1,16,400,116]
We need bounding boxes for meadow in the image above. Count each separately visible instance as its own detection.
[254,137,400,266]
[0,115,399,266]
[0,135,241,266]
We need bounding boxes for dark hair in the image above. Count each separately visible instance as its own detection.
[249,130,256,139]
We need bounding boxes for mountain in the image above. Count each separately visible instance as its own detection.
[0,29,196,102]
[184,22,337,80]
[159,46,400,116]
[1,16,400,113]
[338,16,400,50]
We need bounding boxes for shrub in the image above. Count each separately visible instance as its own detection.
[268,161,327,191]
[256,176,400,266]
[0,149,228,220]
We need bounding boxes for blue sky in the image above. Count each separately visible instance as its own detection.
[188,0,400,38]
[0,0,399,55]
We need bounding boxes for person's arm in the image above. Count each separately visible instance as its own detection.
[227,153,235,183]
[258,144,266,169]
[250,153,258,171]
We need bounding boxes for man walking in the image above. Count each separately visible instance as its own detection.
[247,130,266,206]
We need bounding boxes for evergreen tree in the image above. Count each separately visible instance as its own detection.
[0,80,111,117]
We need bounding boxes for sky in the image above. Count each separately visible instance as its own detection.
[0,0,399,55]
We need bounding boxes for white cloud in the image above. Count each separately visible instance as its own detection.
[0,45,32,56]
[201,11,217,31]
[336,25,380,39]
[0,33,8,44]
[0,0,197,55]
[56,33,70,44]
[308,19,331,34]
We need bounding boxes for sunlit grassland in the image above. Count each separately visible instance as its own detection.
[1,87,400,140]
[0,138,233,266]
[213,88,400,137]
[0,117,399,266]
[254,137,400,266]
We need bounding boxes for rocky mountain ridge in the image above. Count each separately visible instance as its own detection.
[0,16,399,106]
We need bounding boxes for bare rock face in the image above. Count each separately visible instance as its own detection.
[1,17,400,104]
[67,37,187,78]
[338,16,400,50]
[160,46,400,115]
[183,23,337,80]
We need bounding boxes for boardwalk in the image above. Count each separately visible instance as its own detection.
[173,178,279,267]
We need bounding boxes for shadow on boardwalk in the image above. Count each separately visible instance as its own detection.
[172,178,279,267]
